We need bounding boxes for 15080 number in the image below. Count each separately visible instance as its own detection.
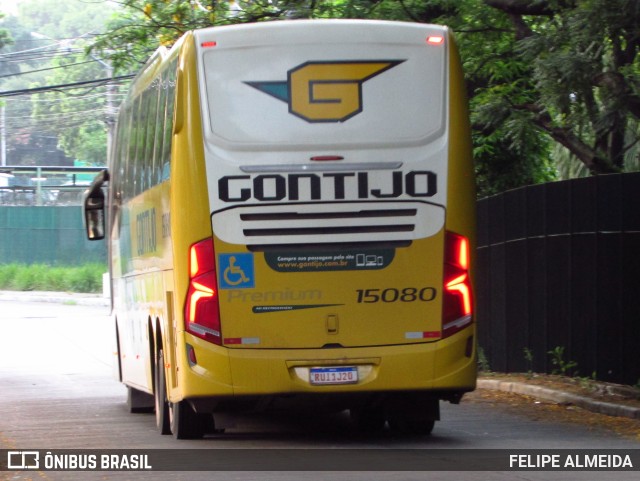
[356,287,437,303]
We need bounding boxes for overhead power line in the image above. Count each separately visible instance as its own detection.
[0,75,135,97]
[0,60,100,79]
[5,92,127,103]
[0,49,85,63]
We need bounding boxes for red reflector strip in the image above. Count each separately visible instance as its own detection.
[186,344,197,365]
[427,35,444,45]
[224,337,260,345]
[201,41,217,48]
[405,331,440,339]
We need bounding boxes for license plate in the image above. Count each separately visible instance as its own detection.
[309,366,358,385]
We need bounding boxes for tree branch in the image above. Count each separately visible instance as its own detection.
[484,0,555,16]
[521,104,619,174]
[508,13,534,39]
[594,71,640,121]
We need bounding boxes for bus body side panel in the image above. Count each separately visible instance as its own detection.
[444,33,476,251]
[437,32,477,388]
[110,72,177,395]
[167,32,233,402]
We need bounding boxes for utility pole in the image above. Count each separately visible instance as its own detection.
[0,105,6,166]
[103,60,115,164]
[88,53,115,164]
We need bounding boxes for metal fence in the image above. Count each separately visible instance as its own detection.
[0,166,103,206]
[476,172,640,385]
[0,205,105,265]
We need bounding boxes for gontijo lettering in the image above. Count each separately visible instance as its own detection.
[135,207,157,255]
[218,171,437,202]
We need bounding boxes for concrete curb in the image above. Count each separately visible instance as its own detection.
[478,379,640,420]
[0,290,109,307]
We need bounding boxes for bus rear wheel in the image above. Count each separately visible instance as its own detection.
[350,406,386,434]
[386,396,438,436]
[387,415,435,436]
[170,400,206,440]
[154,349,171,435]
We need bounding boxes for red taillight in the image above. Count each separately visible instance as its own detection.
[185,239,222,345]
[442,231,473,338]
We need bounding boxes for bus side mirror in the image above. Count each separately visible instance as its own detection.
[83,169,109,241]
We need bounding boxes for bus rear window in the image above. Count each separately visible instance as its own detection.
[201,43,446,149]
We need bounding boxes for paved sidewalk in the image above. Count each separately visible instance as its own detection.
[2,289,639,421]
[0,289,109,307]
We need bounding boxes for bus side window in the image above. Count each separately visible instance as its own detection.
[126,99,140,201]
[151,76,165,187]
[112,111,127,205]
[161,61,177,182]
[141,86,154,193]
[134,95,146,197]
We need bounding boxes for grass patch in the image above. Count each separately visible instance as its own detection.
[0,263,106,293]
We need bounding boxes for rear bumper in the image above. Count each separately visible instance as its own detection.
[175,324,476,408]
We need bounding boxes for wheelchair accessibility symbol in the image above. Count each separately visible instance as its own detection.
[219,253,255,289]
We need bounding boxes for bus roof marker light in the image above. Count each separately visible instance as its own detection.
[201,41,217,48]
[426,36,444,45]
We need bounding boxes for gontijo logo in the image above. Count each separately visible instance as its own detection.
[245,60,405,123]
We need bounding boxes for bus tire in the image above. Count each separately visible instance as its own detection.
[171,400,205,440]
[154,349,171,435]
[350,406,386,434]
[387,396,437,436]
[388,415,435,436]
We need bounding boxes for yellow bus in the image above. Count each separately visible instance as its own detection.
[84,19,476,439]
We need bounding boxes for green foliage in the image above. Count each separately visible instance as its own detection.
[425,0,558,196]
[90,0,257,71]
[0,263,18,287]
[547,346,578,377]
[1,0,117,166]
[0,263,106,293]
[32,49,112,165]
[64,264,105,292]
[511,0,640,173]
[523,347,534,378]
[477,346,491,373]
[0,12,12,50]
[577,371,598,391]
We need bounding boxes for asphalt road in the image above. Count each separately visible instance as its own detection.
[0,300,638,481]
